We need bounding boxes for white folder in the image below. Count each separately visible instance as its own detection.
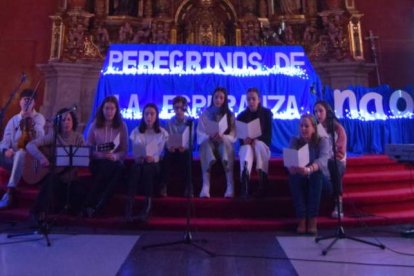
[167,127,189,148]
[204,114,228,136]
[283,144,309,167]
[236,118,262,139]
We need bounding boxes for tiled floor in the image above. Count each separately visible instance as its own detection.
[1,222,414,275]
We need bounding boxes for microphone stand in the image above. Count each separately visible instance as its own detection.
[6,116,62,247]
[142,116,215,257]
[315,111,385,255]
[0,74,26,133]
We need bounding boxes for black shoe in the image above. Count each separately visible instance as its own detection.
[240,168,250,199]
[82,207,96,218]
[184,185,194,198]
[136,210,151,223]
[30,211,46,225]
[253,170,267,198]
[125,198,134,222]
[137,197,152,223]
[159,185,167,197]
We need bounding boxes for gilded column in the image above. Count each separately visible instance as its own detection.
[348,14,364,60]
[49,15,64,61]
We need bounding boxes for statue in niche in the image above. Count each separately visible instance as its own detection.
[283,24,294,44]
[324,15,343,48]
[303,21,318,44]
[67,24,85,52]
[242,0,256,17]
[109,0,138,16]
[95,24,110,52]
[277,0,301,15]
[242,20,260,45]
[132,26,151,43]
[199,24,213,45]
[119,22,134,42]
[152,21,170,43]
[155,0,169,17]
[83,36,103,59]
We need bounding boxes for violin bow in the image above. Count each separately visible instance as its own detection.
[24,78,42,113]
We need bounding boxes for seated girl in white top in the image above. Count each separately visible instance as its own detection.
[126,103,168,223]
[197,87,236,198]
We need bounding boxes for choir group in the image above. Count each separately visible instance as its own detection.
[0,87,347,234]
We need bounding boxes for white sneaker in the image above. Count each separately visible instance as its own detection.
[199,186,210,198]
[224,186,234,198]
[0,192,11,209]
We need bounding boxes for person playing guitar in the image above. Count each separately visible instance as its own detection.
[26,107,85,221]
[0,89,45,209]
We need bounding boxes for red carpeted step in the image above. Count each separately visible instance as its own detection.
[343,170,414,194]
[1,154,414,231]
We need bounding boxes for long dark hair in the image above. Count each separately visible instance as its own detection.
[139,103,161,133]
[95,95,123,129]
[56,107,78,134]
[209,87,233,135]
[313,100,339,135]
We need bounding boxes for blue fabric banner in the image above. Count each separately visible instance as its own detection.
[323,85,414,154]
[87,44,414,155]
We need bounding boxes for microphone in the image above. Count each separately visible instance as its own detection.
[69,104,78,112]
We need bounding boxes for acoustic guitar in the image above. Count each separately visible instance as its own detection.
[22,142,115,185]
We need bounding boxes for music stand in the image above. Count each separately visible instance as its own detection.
[315,111,385,255]
[7,143,90,246]
[142,118,215,257]
[55,146,90,211]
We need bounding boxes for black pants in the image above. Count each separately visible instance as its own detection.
[328,159,346,196]
[32,173,86,215]
[85,159,124,213]
[161,150,191,194]
[127,162,160,198]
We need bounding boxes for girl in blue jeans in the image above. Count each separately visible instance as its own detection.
[287,114,330,235]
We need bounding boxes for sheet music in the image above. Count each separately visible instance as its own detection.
[204,114,228,136]
[283,144,309,167]
[55,146,91,167]
[167,126,189,148]
[236,118,262,139]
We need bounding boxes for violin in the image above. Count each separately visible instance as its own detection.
[17,85,39,149]
[17,116,36,149]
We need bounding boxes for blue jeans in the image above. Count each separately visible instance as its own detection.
[289,171,323,218]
